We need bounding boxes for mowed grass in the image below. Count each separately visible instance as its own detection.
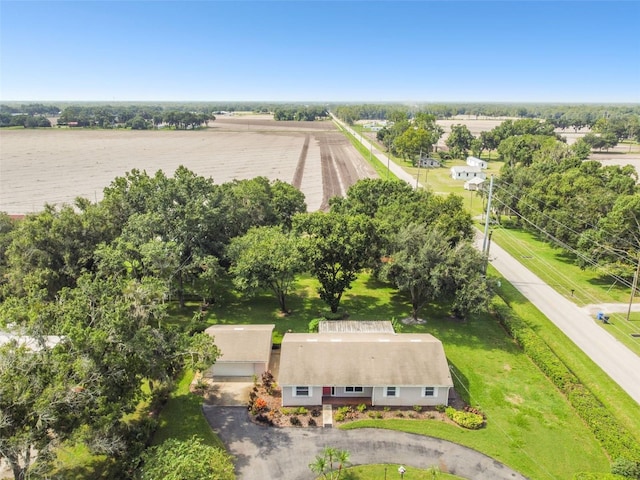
[169,271,612,479]
[340,464,464,479]
[152,368,224,449]
[489,225,640,356]
[491,265,640,445]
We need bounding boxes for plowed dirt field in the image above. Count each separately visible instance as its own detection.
[0,115,378,215]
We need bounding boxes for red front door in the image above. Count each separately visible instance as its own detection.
[322,386,332,396]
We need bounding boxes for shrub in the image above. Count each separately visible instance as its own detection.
[413,405,423,413]
[335,406,352,422]
[308,318,321,333]
[611,458,640,479]
[280,407,293,416]
[308,418,317,427]
[435,404,446,413]
[445,406,485,429]
[383,406,391,412]
[290,415,301,426]
[310,408,321,417]
[252,397,267,413]
[261,370,275,392]
[356,403,367,413]
[295,406,308,415]
[396,412,405,418]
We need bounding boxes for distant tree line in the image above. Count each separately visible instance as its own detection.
[0,113,51,128]
[332,103,640,130]
[273,106,329,121]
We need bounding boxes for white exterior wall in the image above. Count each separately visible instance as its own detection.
[332,386,372,398]
[372,386,449,407]
[282,386,322,406]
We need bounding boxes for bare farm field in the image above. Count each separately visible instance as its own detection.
[0,115,378,215]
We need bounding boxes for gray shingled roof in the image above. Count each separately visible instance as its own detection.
[278,332,453,387]
[319,320,395,334]
[204,324,274,363]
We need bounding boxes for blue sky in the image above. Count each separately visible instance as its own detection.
[1,1,638,103]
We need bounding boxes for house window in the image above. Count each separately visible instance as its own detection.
[423,387,436,397]
[345,386,363,393]
[294,386,311,397]
[384,386,398,397]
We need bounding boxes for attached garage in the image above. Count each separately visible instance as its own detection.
[204,324,275,378]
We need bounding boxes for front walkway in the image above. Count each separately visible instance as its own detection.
[203,406,528,480]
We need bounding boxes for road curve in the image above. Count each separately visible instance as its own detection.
[204,406,528,480]
[482,236,640,405]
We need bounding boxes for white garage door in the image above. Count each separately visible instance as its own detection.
[212,362,259,377]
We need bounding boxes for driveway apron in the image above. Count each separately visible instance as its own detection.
[203,406,527,480]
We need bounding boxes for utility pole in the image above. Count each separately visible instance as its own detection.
[416,148,422,189]
[482,175,495,255]
[626,256,640,321]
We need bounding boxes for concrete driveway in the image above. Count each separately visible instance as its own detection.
[203,406,527,480]
[203,378,253,406]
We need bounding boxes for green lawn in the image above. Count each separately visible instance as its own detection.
[489,225,640,357]
[339,464,464,479]
[152,368,224,449]
[491,265,640,445]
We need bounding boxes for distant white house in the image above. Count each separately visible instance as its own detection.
[451,166,487,180]
[418,157,441,168]
[466,156,488,169]
[464,177,486,191]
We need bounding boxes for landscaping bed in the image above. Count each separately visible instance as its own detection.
[244,374,477,429]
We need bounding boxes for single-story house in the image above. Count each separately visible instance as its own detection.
[278,324,453,407]
[418,157,441,168]
[464,177,486,191]
[451,166,487,181]
[204,324,274,377]
[466,156,488,169]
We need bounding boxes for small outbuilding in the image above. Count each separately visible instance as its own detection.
[464,177,486,191]
[418,157,441,168]
[204,324,275,377]
[466,156,488,169]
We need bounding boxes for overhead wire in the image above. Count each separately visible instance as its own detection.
[493,180,638,266]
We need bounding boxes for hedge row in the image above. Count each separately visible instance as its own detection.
[492,298,640,463]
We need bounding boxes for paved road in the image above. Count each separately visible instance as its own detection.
[482,236,640,405]
[203,406,528,480]
[330,114,417,186]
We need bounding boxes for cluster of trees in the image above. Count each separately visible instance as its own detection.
[0,171,492,476]
[0,103,60,116]
[488,120,639,276]
[0,170,307,479]
[0,113,51,128]
[374,112,445,165]
[273,106,329,121]
[56,106,215,130]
